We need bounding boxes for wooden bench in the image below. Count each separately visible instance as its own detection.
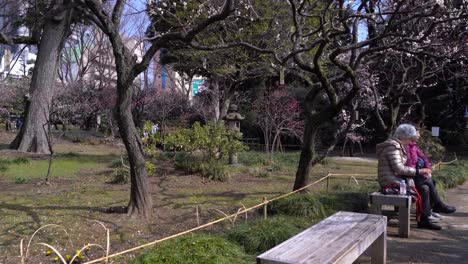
[369,192,412,238]
[257,211,387,264]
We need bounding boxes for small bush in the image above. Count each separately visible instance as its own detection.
[268,194,327,219]
[162,152,176,159]
[61,152,79,158]
[199,160,229,181]
[110,158,126,168]
[256,170,271,178]
[132,234,250,264]
[110,169,129,184]
[145,161,157,175]
[0,164,8,173]
[11,157,31,164]
[226,216,310,254]
[71,137,84,143]
[319,191,370,213]
[14,176,27,184]
[440,130,466,146]
[417,129,445,162]
[433,160,468,189]
[238,152,268,166]
[174,153,201,174]
[164,122,246,160]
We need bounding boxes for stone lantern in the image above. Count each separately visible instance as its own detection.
[223,104,244,164]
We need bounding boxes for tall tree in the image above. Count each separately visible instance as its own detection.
[196,0,468,190]
[81,0,235,217]
[2,1,74,153]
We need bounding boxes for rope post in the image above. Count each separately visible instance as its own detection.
[263,197,268,220]
[196,205,200,226]
[326,172,331,192]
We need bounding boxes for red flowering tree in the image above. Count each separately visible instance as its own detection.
[256,87,304,159]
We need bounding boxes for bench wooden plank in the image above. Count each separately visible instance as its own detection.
[257,211,387,264]
[369,192,411,207]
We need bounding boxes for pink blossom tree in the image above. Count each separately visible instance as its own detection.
[256,87,304,159]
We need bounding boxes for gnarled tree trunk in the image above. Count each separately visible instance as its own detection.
[113,45,153,217]
[293,115,319,191]
[10,3,72,153]
[116,84,152,216]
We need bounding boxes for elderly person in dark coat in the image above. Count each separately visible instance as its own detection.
[376,124,455,230]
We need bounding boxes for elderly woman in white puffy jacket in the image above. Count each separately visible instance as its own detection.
[376,124,454,230]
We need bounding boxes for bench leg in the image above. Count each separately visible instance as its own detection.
[370,231,386,264]
[370,202,382,215]
[398,204,410,238]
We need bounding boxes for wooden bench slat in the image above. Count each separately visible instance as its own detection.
[309,217,386,263]
[370,192,410,207]
[257,211,387,264]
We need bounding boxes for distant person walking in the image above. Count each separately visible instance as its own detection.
[151,124,159,135]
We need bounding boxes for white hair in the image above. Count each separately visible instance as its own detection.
[394,124,417,140]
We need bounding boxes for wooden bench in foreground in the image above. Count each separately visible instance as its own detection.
[257,211,387,264]
[369,192,412,238]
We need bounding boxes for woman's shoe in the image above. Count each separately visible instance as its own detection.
[433,204,456,214]
[428,215,439,223]
[431,211,443,219]
[417,219,442,230]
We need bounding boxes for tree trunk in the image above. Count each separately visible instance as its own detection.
[219,84,234,122]
[116,77,153,217]
[112,36,153,216]
[10,3,71,154]
[212,78,221,123]
[386,102,400,137]
[293,116,319,191]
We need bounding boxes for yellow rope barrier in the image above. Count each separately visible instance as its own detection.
[328,173,376,176]
[84,174,331,264]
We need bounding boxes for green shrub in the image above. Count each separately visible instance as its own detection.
[71,137,84,143]
[440,130,466,146]
[174,153,201,174]
[256,170,271,178]
[110,158,126,168]
[0,164,8,173]
[61,152,79,158]
[225,216,310,254]
[165,122,247,161]
[319,191,370,213]
[11,157,31,164]
[268,194,327,219]
[417,129,445,162]
[199,160,230,181]
[132,234,250,264]
[110,169,129,184]
[433,160,468,189]
[145,161,157,175]
[14,176,27,184]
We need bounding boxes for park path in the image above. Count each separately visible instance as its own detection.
[385,181,468,264]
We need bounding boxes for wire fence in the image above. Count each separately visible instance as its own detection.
[81,155,458,263]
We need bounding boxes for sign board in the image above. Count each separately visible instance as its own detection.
[431,127,440,137]
[192,79,204,95]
